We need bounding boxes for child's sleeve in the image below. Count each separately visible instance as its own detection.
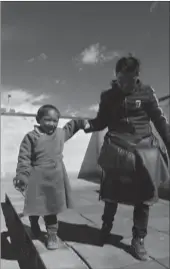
[16,133,33,177]
[62,119,86,142]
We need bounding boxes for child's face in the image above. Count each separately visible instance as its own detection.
[39,109,59,134]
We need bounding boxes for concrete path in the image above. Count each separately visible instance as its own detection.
[1,178,169,269]
[57,185,169,269]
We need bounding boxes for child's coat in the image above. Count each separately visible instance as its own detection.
[16,120,85,216]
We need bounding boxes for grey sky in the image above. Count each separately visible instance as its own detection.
[1,1,169,116]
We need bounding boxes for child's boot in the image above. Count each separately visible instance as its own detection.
[46,224,58,250]
[132,204,150,260]
[131,237,149,261]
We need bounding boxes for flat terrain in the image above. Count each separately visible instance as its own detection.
[1,177,169,269]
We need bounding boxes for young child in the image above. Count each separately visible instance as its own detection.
[13,104,87,250]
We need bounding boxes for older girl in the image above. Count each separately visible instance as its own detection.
[84,56,170,260]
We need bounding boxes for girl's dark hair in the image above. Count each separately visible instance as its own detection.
[115,55,140,75]
[36,104,60,123]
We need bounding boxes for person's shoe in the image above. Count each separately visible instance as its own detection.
[99,223,112,246]
[46,231,58,250]
[131,237,149,261]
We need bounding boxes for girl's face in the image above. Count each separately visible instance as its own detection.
[117,72,138,94]
[39,109,59,134]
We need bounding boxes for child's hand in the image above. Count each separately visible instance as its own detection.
[83,120,91,131]
[13,175,28,192]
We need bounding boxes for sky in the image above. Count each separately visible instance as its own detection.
[1,1,169,117]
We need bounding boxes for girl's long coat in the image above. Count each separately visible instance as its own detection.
[16,120,85,216]
[85,80,170,205]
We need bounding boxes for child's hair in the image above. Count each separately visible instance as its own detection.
[36,104,61,123]
[115,55,140,75]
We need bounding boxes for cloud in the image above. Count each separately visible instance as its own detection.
[64,105,80,117]
[55,79,66,85]
[76,43,120,67]
[1,88,50,113]
[89,104,99,112]
[27,57,35,63]
[63,105,90,118]
[150,1,159,13]
[27,53,48,63]
[38,53,48,61]
[63,104,100,118]
[81,43,102,64]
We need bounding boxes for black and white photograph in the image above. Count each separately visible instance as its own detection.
[1,1,170,269]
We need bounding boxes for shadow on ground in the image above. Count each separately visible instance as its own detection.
[23,224,47,244]
[1,201,139,262]
[1,202,19,261]
[1,231,19,260]
[23,221,135,258]
[58,221,135,257]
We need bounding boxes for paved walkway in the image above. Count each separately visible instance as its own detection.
[1,178,169,269]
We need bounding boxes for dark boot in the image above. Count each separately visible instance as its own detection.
[29,216,41,238]
[131,237,149,261]
[131,204,149,260]
[100,223,112,245]
[46,225,58,250]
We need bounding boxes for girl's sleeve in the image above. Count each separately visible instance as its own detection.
[62,119,86,142]
[16,133,33,177]
[145,87,170,156]
[84,92,108,133]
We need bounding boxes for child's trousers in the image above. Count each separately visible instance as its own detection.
[29,215,58,232]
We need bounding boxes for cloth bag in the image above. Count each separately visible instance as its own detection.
[98,133,137,174]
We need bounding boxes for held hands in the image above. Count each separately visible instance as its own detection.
[83,120,91,131]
